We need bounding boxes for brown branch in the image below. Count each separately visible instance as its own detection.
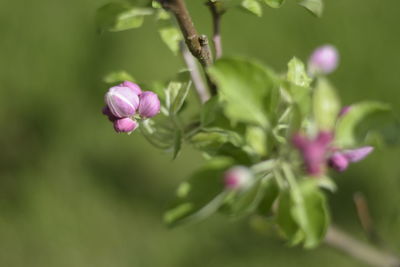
[325,225,400,267]
[207,0,224,59]
[157,0,217,97]
[158,0,213,67]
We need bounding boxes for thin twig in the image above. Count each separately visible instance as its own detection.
[353,192,380,244]
[157,0,217,97]
[180,41,210,103]
[325,225,400,267]
[207,0,224,59]
[157,0,213,67]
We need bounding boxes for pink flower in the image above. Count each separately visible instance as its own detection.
[105,86,140,118]
[328,146,374,172]
[308,45,339,75]
[102,106,118,122]
[292,131,333,176]
[120,81,142,95]
[224,166,252,190]
[138,91,161,118]
[113,118,138,133]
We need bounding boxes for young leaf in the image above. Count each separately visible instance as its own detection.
[277,189,300,241]
[201,97,220,127]
[159,25,182,55]
[291,179,330,248]
[226,178,264,218]
[96,3,153,33]
[164,71,191,113]
[208,57,278,129]
[257,178,279,216]
[287,57,312,88]
[173,129,182,159]
[163,160,231,227]
[171,81,191,115]
[298,0,323,17]
[241,0,263,17]
[246,126,267,156]
[190,128,243,153]
[313,78,340,131]
[263,0,285,8]
[103,70,135,84]
[140,117,176,150]
[335,101,390,147]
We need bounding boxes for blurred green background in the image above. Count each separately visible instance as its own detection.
[0,0,399,266]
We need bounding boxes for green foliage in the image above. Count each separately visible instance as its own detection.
[103,70,135,84]
[97,0,394,253]
[335,101,390,147]
[96,2,153,33]
[287,57,312,88]
[163,159,231,227]
[241,0,263,16]
[208,57,278,129]
[313,78,340,131]
[263,0,285,8]
[298,0,324,17]
[278,173,329,248]
[159,26,182,54]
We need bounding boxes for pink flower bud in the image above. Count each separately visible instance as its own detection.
[308,45,339,75]
[105,86,140,118]
[113,118,138,133]
[292,131,333,176]
[339,106,352,117]
[224,166,252,190]
[138,91,161,118]
[120,81,142,95]
[102,106,118,122]
[328,153,349,172]
[342,146,374,163]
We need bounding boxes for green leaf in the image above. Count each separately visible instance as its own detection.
[287,57,312,88]
[140,117,175,150]
[208,57,278,128]
[298,0,323,17]
[171,81,191,115]
[163,160,231,227]
[335,101,390,147]
[164,71,191,113]
[190,128,254,164]
[103,70,135,84]
[313,78,340,131]
[263,0,285,8]
[246,126,267,156]
[257,178,279,215]
[317,176,337,193]
[173,129,182,160]
[241,0,263,17]
[291,179,330,248]
[201,97,220,127]
[96,3,153,33]
[277,189,300,241]
[286,85,311,118]
[226,178,264,218]
[159,26,182,55]
[190,128,242,153]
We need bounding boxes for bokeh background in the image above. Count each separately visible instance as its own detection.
[1,0,399,266]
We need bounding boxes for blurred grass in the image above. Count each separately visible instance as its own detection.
[0,0,399,266]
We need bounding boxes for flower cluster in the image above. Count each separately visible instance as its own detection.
[102,81,160,133]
